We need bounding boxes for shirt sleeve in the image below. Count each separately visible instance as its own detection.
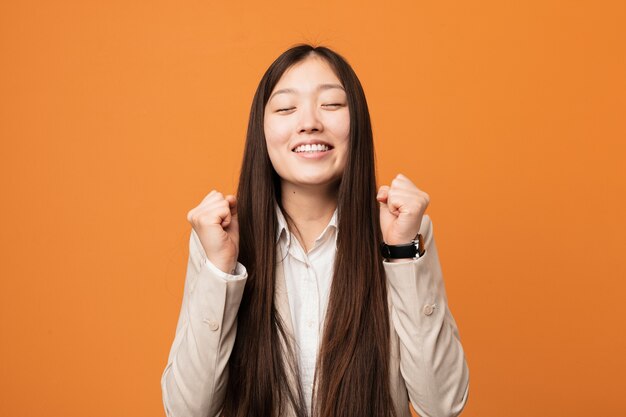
[203,255,247,281]
[161,228,248,417]
[383,214,470,417]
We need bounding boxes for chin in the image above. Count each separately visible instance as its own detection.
[288,175,328,185]
[296,175,342,188]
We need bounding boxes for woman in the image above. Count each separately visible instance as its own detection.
[161,44,469,417]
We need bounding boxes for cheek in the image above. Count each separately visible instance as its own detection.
[328,112,351,144]
[264,117,293,147]
[263,121,291,172]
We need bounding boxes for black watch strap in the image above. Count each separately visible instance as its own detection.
[380,234,425,259]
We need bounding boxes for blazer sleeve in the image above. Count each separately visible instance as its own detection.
[383,214,470,417]
[161,228,248,417]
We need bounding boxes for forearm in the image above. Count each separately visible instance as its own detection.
[161,230,247,417]
[384,216,469,417]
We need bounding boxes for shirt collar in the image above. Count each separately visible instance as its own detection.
[274,202,338,246]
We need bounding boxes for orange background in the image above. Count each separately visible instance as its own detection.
[1,1,625,416]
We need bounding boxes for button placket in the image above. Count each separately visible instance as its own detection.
[309,267,320,331]
[301,263,320,372]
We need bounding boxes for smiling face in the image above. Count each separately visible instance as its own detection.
[264,54,350,190]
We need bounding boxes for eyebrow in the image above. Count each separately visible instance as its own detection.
[268,83,345,102]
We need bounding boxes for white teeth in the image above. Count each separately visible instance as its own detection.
[294,144,330,153]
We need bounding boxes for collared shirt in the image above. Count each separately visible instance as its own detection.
[203,203,338,412]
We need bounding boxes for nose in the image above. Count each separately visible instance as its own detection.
[297,102,323,134]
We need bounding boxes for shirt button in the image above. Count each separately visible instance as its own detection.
[307,320,315,328]
[203,318,220,331]
[422,304,435,316]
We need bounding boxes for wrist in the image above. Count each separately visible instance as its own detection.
[221,263,237,275]
[208,257,237,275]
[380,234,425,260]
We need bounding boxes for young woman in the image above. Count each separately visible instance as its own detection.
[161,44,469,417]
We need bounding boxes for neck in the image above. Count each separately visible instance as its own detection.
[281,181,338,220]
[280,181,339,251]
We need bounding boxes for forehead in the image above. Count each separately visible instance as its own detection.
[273,55,343,91]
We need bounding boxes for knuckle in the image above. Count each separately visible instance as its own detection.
[213,206,228,218]
[197,215,212,227]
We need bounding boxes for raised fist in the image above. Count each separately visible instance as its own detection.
[377,174,429,245]
[186,190,239,274]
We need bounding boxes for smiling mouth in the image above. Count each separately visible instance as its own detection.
[292,144,334,153]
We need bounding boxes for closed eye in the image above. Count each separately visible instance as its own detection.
[277,103,344,113]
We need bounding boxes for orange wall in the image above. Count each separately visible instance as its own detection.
[1,1,625,416]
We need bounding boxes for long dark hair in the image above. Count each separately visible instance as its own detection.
[222,44,396,417]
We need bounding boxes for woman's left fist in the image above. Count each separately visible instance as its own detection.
[377,174,430,245]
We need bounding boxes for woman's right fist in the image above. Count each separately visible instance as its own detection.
[186,190,239,274]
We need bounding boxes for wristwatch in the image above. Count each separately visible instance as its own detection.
[380,234,425,259]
